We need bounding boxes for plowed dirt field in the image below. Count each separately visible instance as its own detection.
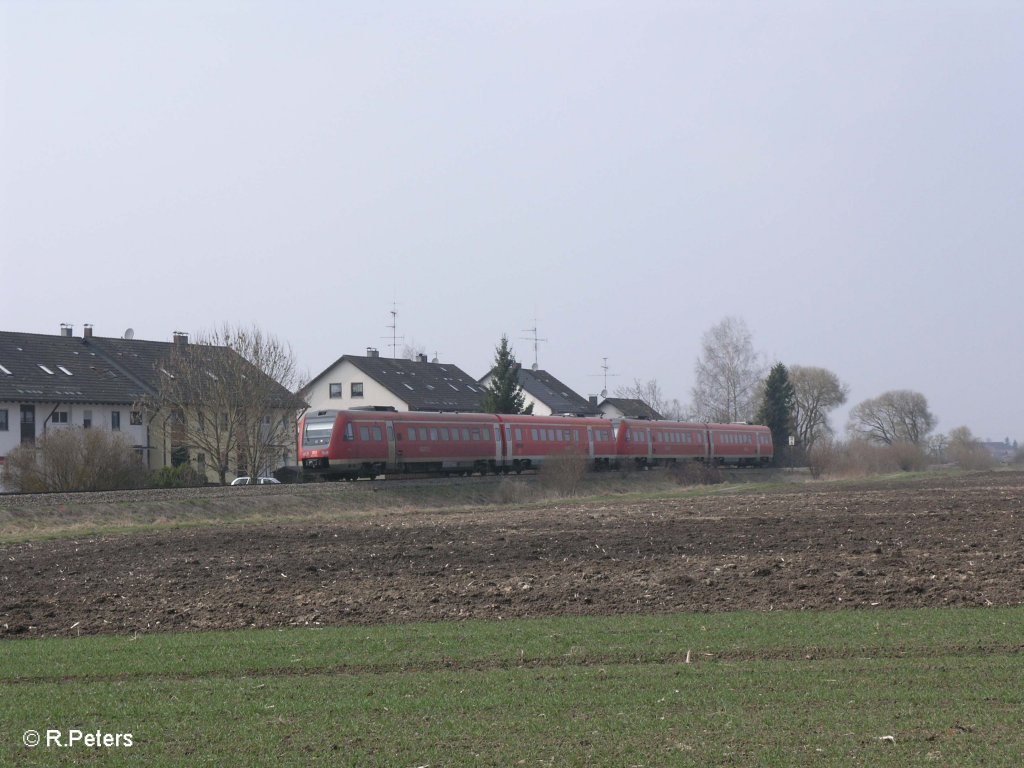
[2,471,1022,638]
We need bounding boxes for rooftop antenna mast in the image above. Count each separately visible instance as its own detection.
[520,320,548,371]
[382,299,405,358]
[590,356,619,398]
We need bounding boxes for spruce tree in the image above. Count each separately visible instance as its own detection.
[482,335,532,414]
[756,362,794,465]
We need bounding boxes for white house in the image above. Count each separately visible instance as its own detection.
[301,349,486,414]
[0,325,301,489]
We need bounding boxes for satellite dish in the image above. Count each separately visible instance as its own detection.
[601,389,607,398]
[124,328,135,340]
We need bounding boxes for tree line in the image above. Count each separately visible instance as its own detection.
[485,315,1011,471]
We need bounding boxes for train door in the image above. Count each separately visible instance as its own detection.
[586,426,595,461]
[504,424,515,468]
[645,427,653,463]
[494,423,503,468]
[386,421,397,470]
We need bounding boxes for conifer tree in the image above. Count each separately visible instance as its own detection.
[482,335,532,414]
[756,362,794,465]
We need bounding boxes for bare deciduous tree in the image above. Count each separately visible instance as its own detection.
[141,324,305,484]
[946,426,995,470]
[789,365,849,452]
[691,316,765,423]
[847,390,936,446]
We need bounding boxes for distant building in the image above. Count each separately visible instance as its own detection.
[980,440,1018,464]
[478,365,600,416]
[0,325,300,487]
[598,397,663,421]
[301,349,486,413]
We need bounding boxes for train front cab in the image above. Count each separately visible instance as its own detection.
[300,410,339,475]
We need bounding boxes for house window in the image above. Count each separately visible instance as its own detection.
[111,411,121,431]
[83,410,92,429]
[0,409,7,431]
[351,382,364,398]
[53,411,69,424]
[329,383,342,398]
[131,411,143,426]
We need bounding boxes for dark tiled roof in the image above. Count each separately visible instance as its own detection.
[601,397,663,420]
[0,331,150,404]
[87,336,305,410]
[516,368,600,416]
[0,331,302,408]
[337,355,487,412]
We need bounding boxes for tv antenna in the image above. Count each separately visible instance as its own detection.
[590,357,619,398]
[381,300,405,358]
[520,320,548,371]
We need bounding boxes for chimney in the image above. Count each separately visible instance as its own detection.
[416,353,428,363]
[589,395,598,407]
[173,331,188,346]
[60,323,73,337]
[366,347,379,358]
[83,324,93,339]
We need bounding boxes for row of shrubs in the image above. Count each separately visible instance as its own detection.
[806,437,1016,479]
[1,429,208,493]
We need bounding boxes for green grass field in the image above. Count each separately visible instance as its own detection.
[3,607,1022,767]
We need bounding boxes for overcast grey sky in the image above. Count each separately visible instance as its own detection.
[2,1,1022,441]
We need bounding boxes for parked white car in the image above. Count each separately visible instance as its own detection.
[230,476,282,486]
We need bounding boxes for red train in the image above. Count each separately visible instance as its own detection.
[299,408,772,479]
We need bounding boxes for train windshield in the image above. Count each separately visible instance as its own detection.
[303,417,335,446]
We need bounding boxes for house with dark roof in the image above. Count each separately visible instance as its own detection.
[301,349,487,413]
[598,397,663,421]
[0,325,302,487]
[478,365,600,416]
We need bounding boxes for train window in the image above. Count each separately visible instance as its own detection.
[359,426,370,441]
[531,428,539,441]
[419,428,429,441]
[546,429,555,441]
[344,422,354,441]
[462,428,470,440]
[483,428,491,440]
[573,429,579,442]
[430,428,439,441]
[471,428,481,441]
[450,428,459,440]
[515,428,523,441]
[440,428,449,440]
[372,426,382,441]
